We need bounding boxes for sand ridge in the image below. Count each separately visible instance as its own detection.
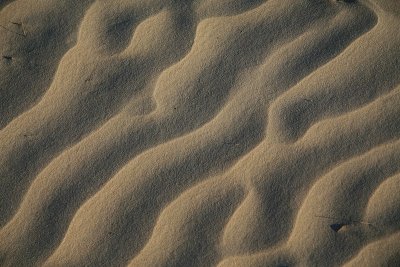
[0,0,399,266]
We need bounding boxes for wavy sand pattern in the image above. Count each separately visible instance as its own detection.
[1,0,399,266]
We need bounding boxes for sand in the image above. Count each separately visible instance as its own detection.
[0,0,399,266]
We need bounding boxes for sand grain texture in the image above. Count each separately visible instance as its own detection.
[0,0,399,266]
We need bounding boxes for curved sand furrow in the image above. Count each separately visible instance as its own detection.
[138,94,400,266]
[285,141,400,266]
[1,0,399,266]
[217,141,400,267]
[39,106,266,266]
[0,0,94,129]
[44,63,398,263]
[343,231,400,267]
[0,0,362,260]
[364,173,400,232]
[0,1,198,226]
[0,0,246,227]
[128,177,244,267]
[267,10,399,143]
[36,3,380,264]
[219,84,400,256]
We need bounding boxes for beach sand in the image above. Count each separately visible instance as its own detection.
[0,0,399,266]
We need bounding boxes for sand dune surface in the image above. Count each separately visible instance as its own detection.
[1,0,399,266]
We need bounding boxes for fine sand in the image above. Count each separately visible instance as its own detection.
[0,0,399,266]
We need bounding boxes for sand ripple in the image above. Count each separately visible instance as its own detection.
[0,0,399,266]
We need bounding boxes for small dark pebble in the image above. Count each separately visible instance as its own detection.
[2,55,12,60]
[330,223,345,232]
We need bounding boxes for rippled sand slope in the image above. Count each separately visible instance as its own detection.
[1,0,399,266]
